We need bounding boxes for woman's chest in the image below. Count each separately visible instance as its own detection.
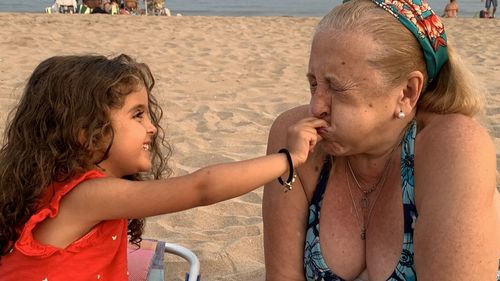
[316,177,407,281]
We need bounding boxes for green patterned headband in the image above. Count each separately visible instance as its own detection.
[370,0,449,82]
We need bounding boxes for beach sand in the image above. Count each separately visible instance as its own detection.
[0,13,498,280]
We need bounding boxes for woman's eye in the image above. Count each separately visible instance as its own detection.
[329,84,347,94]
[309,82,318,93]
[329,86,341,93]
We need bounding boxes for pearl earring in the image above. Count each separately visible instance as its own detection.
[397,111,405,119]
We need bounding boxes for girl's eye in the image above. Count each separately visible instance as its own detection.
[133,111,145,119]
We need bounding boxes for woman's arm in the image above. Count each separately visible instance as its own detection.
[413,115,498,280]
[263,105,312,281]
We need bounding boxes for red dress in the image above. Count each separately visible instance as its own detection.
[0,170,129,281]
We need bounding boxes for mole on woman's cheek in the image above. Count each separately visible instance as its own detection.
[368,103,373,108]
[341,61,346,65]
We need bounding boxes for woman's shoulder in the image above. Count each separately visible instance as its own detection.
[268,105,310,144]
[416,112,492,149]
[414,112,496,194]
[272,105,310,127]
[415,113,494,169]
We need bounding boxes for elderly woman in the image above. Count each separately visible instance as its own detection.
[263,0,500,280]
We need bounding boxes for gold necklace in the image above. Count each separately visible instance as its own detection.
[346,124,409,211]
[342,120,413,240]
[345,159,390,240]
[344,132,405,240]
[346,151,393,209]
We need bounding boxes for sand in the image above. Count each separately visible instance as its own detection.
[0,13,498,280]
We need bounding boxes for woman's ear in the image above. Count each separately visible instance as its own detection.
[402,70,424,109]
[394,70,424,119]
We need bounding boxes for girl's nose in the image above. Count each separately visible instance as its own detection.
[145,117,158,136]
[148,124,157,136]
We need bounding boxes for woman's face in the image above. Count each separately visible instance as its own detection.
[308,29,403,156]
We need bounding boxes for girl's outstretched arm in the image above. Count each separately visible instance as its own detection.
[63,117,327,221]
[33,117,326,248]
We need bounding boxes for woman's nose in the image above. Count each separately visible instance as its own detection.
[310,89,330,119]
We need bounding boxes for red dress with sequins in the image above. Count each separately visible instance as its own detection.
[0,170,129,281]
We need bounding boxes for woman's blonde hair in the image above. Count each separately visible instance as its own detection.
[316,0,485,118]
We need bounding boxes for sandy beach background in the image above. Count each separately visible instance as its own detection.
[0,13,498,280]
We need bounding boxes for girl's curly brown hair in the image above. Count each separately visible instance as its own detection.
[0,54,172,257]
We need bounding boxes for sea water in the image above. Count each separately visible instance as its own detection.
[0,0,488,18]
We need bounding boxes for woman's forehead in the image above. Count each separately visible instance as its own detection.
[310,31,378,66]
[313,28,377,49]
[308,31,384,85]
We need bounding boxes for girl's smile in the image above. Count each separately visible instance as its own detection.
[99,86,157,178]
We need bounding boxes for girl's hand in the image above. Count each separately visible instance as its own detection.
[286,117,328,167]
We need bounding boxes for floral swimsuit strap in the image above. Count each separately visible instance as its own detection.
[370,0,448,82]
[388,120,418,280]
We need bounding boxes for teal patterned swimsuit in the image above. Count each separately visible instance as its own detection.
[304,120,500,281]
[304,120,418,281]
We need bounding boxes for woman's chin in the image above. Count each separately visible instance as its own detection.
[319,141,347,156]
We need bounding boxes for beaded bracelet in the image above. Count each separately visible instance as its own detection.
[277,148,296,192]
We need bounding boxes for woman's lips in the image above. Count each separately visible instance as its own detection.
[316,127,329,135]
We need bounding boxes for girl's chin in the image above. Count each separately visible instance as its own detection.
[137,165,152,173]
[125,164,152,176]
[141,163,154,171]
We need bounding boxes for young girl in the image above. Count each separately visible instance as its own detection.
[0,54,326,280]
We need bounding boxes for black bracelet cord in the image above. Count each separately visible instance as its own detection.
[277,148,295,191]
